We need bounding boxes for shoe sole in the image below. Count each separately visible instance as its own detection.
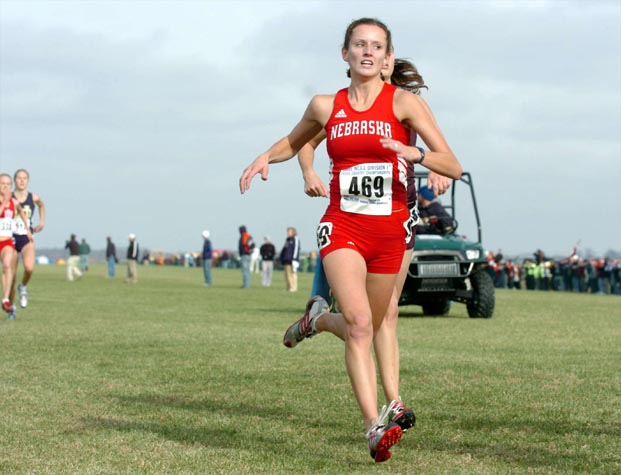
[394,410,416,432]
[372,424,402,463]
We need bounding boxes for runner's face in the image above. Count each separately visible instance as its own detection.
[342,24,389,78]
[14,171,29,191]
[383,55,395,81]
[0,176,12,194]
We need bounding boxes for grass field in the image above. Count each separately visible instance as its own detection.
[1,264,620,474]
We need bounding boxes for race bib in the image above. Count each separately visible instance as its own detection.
[339,163,392,215]
[14,204,32,235]
[0,217,14,237]
[14,217,28,235]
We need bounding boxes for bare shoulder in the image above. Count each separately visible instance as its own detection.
[311,93,336,104]
[394,89,425,111]
[309,93,336,111]
[308,94,336,124]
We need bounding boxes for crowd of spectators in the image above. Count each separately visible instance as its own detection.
[142,248,320,274]
[116,237,621,297]
[485,249,620,295]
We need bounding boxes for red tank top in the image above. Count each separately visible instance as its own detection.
[0,198,16,238]
[325,83,409,216]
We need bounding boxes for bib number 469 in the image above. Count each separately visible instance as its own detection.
[348,175,385,198]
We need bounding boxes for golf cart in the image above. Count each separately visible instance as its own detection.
[398,172,495,318]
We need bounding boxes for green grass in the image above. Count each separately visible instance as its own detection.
[1,264,620,474]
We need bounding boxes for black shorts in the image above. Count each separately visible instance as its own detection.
[14,235,31,253]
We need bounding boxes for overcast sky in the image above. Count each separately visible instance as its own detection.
[1,0,619,258]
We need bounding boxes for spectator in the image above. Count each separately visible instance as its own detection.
[279,227,301,292]
[512,261,522,289]
[506,260,516,289]
[220,251,230,269]
[238,225,255,288]
[556,260,567,291]
[416,186,455,235]
[569,256,581,292]
[494,250,507,288]
[259,236,276,287]
[201,230,213,287]
[524,259,536,290]
[533,250,547,291]
[79,238,91,272]
[125,233,139,284]
[601,258,613,294]
[65,234,82,282]
[550,260,562,291]
[577,259,589,292]
[588,259,600,293]
[106,236,118,278]
[612,260,620,295]
[250,246,261,274]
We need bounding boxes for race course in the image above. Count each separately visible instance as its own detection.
[1,264,619,474]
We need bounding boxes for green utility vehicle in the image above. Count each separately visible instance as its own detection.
[399,172,495,318]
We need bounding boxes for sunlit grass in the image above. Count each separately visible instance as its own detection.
[1,264,619,474]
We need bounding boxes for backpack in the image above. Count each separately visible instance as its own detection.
[242,233,255,254]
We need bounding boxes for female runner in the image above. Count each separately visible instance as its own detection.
[11,168,45,308]
[0,173,33,319]
[239,18,461,462]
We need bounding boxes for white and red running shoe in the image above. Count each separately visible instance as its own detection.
[2,299,13,313]
[282,296,329,348]
[387,399,416,432]
[366,420,402,463]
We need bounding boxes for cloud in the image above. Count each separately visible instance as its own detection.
[1,1,619,257]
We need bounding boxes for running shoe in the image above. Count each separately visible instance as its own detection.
[2,299,13,313]
[387,399,416,432]
[18,284,28,308]
[7,306,16,320]
[283,295,329,348]
[366,403,403,463]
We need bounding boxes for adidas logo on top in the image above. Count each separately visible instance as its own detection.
[334,109,347,118]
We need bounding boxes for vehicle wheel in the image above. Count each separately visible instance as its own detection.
[467,271,495,318]
[422,299,451,316]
